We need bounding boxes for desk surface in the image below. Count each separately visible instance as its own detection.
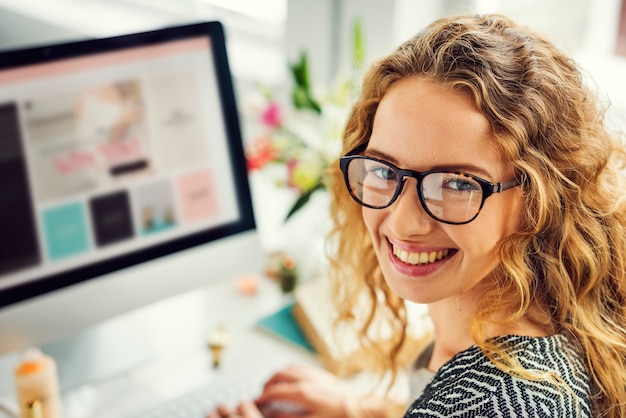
[0,277,319,418]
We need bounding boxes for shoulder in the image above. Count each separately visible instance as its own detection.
[404,335,591,417]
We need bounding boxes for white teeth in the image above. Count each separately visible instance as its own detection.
[393,246,450,265]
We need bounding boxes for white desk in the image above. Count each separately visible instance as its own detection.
[0,277,319,418]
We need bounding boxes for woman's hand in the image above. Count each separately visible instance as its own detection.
[254,364,358,418]
[206,401,264,418]
[207,364,391,418]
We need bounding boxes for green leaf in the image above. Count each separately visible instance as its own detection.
[292,87,321,113]
[352,18,365,70]
[284,181,326,222]
[289,52,321,114]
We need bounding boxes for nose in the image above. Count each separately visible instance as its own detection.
[386,178,435,235]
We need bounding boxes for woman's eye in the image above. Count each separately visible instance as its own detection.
[370,166,396,180]
[443,177,480,191]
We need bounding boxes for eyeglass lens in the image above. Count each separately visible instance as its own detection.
[345,157,485,224]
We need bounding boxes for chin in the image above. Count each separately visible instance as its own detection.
[380,267,439,304]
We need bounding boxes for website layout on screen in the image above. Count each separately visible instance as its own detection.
[0,36,241,291]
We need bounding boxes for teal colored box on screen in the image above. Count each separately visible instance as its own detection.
[43,202,90,261]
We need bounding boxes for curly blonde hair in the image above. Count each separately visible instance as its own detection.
[325,13,626,416]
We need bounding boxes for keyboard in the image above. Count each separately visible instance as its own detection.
[129,362,279,418]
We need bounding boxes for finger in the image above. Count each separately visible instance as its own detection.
[263,368,302,388]
[262,364,324,392]
[215,404,237,418]
[217,405,233,413]
[236,401,264,418]
[257,383,304,404]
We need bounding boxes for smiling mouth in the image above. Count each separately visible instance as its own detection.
[392,245,454,265]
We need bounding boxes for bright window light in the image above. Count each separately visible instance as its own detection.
[197,0,286,23]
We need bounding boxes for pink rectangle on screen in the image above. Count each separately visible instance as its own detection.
[177,169,219,223]
[0,37,211,85]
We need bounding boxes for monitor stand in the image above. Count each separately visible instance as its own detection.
[0,317,153,398]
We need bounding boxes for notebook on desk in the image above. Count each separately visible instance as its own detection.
[256,302,315,353]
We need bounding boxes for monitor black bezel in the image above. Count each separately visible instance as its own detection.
[0,21,256,308]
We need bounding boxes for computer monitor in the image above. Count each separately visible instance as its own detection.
[0,21,263,386]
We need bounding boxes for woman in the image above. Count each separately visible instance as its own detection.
[211,13,626,418]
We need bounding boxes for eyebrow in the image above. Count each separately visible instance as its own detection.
[363,147,496,180]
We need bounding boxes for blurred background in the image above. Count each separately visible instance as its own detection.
[0,0,624,106]
[2,0,623,273]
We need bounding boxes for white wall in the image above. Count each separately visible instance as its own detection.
[284,0,626,130]
[0,0,287,85]
[0,0,622,126]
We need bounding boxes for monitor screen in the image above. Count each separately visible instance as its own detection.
[0,22,263,358]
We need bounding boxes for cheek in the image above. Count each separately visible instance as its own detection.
[506,191,524,232]
[362,207,382,244]
[487,188,524,239]
[462,191,523,261]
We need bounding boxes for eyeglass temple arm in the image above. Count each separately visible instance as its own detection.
[493,178,521,193]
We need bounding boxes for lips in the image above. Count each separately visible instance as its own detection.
[392,245,452,265]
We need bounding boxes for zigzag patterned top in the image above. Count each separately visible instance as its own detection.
[405,334,591,417]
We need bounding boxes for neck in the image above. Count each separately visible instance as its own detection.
[426,296,474,371]
[426,292,552,372]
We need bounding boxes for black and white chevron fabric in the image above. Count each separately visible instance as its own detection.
[405,334,591,417]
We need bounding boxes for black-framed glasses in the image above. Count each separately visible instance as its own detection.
[339,155,520,225]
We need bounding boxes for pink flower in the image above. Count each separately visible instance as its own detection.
[261,101,282,127]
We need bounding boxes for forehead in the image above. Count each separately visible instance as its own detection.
[369,77,508,177]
